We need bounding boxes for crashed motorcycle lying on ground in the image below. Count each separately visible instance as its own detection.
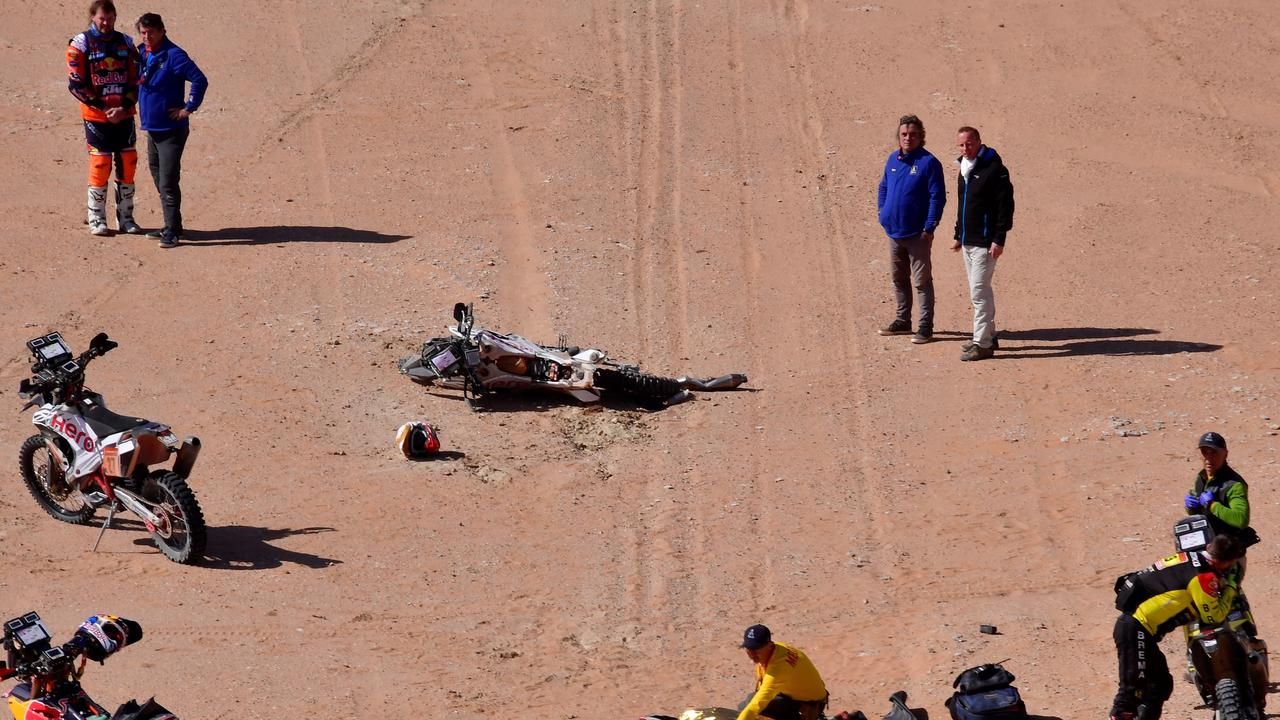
[400,303,747,409]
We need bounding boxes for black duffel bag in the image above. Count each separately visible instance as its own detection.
[945,663,1028,720]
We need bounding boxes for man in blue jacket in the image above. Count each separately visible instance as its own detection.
[135,13,207,247]
[877,115,946,344]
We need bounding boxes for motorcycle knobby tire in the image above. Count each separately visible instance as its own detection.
[141,471,207,564]
[594,369,682,406]
[18,434,95,525]
[1214,677,1248,720]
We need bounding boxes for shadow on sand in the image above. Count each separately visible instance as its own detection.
[972,327,1221,359]
[419,385,757,414]
[196,525,343,570]
[182,225,411,246]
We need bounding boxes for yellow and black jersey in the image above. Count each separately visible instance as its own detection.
[1115,551,1236,637]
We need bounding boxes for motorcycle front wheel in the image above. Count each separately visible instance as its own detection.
[141,472,207,564]
[1214,677,1249,720]
[18,435,95,524]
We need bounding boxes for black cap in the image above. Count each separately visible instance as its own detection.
[1198,432,1227,450]
[740,624,772,650]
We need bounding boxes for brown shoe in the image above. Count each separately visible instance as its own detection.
[961,344,995,361]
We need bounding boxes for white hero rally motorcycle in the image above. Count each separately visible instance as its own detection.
[17,332,206,564]
[399,303,748,409]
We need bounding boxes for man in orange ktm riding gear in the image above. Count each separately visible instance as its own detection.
[67,0,142,236]
[1109,534,1243,720]
[737,625,828,720]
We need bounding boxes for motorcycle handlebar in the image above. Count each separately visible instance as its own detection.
[8,641,84,678]
[18,336,117,401]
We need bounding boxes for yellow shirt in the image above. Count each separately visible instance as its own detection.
[737,642,827,720]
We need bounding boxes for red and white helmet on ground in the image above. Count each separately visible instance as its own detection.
[395,421,441,459]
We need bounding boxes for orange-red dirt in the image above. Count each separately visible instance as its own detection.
[3,1,1279,718]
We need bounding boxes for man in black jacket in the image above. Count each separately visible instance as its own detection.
[950,127,1014,361]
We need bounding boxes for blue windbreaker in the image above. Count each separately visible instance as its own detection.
[877,147,946,239]
[137,38,208,133]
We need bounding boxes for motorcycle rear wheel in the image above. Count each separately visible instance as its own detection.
[1214,677,1251,720]
[18,435,94,524]
[141,472,207,564]
[594,369,682,405]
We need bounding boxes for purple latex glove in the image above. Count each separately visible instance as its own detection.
[1185,493,1203,511]
[1198,490,1215,509]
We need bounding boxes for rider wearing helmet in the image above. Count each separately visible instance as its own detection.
[737,625,828,720]
[1110,534,1243,720]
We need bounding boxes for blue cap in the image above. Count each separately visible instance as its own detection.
[1198,432,1227,450]
[741,624,772,650]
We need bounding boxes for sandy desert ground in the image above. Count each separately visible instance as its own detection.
[2,0,1280,717]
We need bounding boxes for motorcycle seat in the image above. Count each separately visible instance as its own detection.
[7,682,32,701]
[80,402,151,437]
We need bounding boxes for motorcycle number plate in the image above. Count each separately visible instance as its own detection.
[431,348,459,373]
[1177,530,1207,550]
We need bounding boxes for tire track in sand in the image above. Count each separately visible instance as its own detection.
[258,2,427,153]
[455,27,552,335]
[279,0,345,338]
[605,0,703,653]
[772,0,887,550]
[762,0,912,658]
[717,0,773,619]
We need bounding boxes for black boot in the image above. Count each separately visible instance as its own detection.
[1135,702,1162,720]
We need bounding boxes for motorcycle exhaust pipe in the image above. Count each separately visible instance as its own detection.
[677,373,748,391]
[172,436,201,478]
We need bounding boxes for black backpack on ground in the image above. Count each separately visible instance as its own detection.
[945,663,1028,719]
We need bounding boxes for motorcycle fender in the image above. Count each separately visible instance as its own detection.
[33,406,102,480]
[1191,629,1240,688]
[172,436,201,478]
[6,695,28,720]
[18,698,61,720]
[572,348,606,363]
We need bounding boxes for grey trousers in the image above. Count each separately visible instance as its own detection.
[962,244,998,347]
[889,232,934,329]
